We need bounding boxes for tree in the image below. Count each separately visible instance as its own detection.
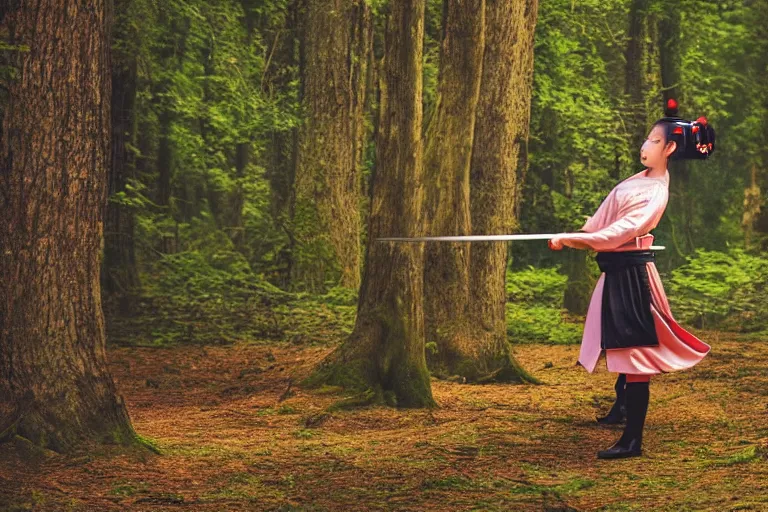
[658,0,694,262]
[291,0,371,292]
[305,0,435,408]
[746,0,768,250]
[103,0,141,303]
[465,0,539,383]
[421,0,484,379]
[625,0,654,154]
[0,0,142,451]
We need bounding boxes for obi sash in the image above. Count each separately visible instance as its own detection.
[595,250,659,350]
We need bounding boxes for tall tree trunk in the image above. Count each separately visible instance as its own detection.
[466,0,539,383]
[625,0,651,154]
[103,0,141,304]
[257,0,301,288]
[746,0,768,251]
[199,38,224,228]
[305,0,435,408]
[0,0,141,452]
[743,165,761,250]
[658,3,693,263]
[562,250,596,314]
[157,108,173,210]
[291,0,371,292]
[421,0,484,379]
[226,142,249,249]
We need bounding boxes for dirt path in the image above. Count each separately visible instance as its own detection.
[1,332,766,511]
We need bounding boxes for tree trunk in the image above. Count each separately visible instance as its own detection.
[562,250,596,315]
[465,0,539,383]
[257,0,301,288]
[291,0,371,292]
[103,0,141,304]
[305,0,435,408]
[157,108,173,210]
[625,0,651,154]
[746,1,768,251]
[743,165,761,250]
[421,0,484,379]
[0,0,142,452]
[658,3,693,263]
[226,142,249,249]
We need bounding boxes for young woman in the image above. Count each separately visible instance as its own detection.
[547,101,713,459]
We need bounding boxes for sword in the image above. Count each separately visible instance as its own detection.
[375,233,665,250]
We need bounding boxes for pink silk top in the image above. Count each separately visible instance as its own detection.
[554,168,711,375]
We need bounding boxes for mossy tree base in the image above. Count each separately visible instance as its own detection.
[0,394,159,455]
[427,334,540,385]
[303,327,437,410]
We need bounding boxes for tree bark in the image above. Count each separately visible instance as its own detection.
[465,0,539,383]
[226,142,249,249]
[746,0,768,251]
[291,0,371,292]
[0,0,142,452]
[562,250,596,315]
[658,2,694,263]
[306,0,435,408]
[156,107,173,209]
[103,0,141,303]
[625,0,651,154]
[421,0,484,379]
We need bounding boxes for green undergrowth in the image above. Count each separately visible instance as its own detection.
[506,266,584,345]
[104,248,767,348]
[105,246,357,347]
[667,248,768,332]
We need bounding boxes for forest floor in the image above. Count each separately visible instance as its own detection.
[1,331,766,511]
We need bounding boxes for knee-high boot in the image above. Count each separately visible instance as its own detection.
[597,373,626,424]
[597,380,649,459]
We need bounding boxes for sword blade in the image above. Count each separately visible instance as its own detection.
[376,234,558,242]
[375,234,665,250]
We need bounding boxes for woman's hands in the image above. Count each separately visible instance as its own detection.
[548,236,564,251]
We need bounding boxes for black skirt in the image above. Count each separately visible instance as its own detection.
[596,250,659,350]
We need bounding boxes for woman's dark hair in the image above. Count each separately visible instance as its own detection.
[651,98,715,160]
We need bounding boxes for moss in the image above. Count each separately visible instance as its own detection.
[485,353,541,385]
[386,361,436,408]
[326,388,382,411]
[101,422,161,455]
[11,435,55,462]
[432,350,540,385]
[134,433,162,454]
[301,356,370,393]
[379,298,437,408]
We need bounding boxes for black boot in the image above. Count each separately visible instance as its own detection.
[597,373,626,425]
[597,381,649,459]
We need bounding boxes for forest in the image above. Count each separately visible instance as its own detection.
[0,0,766,510]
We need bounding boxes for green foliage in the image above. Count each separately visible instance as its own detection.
[668,249,768,332]
[109,247,289,346]
[506,304,584,345]
[506,267,583,344]
[506,266,568,306]
[517,0,629,268]
[319,286,358,307]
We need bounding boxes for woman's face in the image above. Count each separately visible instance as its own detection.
[640,125,676,169]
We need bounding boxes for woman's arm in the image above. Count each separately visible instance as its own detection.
[578,188,616,233]
[550,184,668,252]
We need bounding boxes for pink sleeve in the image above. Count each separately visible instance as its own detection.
[560,184,668,251]
[580,190,614,233]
